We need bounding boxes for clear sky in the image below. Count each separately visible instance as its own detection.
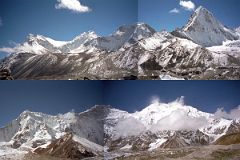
[138,0,240,32]
[0,81,240,127]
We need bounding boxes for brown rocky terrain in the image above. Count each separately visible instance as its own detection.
[34,133,96,159]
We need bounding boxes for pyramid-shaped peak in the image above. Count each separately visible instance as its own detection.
[180,5,238,47]
[116,23,156,34]
[195,6,207,12]
[20,109,33,116]
[194,6,214,17]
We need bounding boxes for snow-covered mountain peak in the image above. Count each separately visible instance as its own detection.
[116,23,155,35]
[85,105,112,112]
[1,104,240,158]
[118,23,156,40]
[73,31,98,41]
[26,34,67,47]
[183,6,222,35]
[93,23,157,51]
[179,6,238,47]
[20,109,32,115]
[132,97,213,129]
[19,110,44,120]
[27,34,44,42]
[195,6,208,14]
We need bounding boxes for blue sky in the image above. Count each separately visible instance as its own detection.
[1,0,240,59]
[0,81,240,127]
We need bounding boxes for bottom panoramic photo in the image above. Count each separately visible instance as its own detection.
[0,81,240,160]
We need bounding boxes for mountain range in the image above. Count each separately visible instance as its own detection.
[0,99,240,159]
[0,6,240,80]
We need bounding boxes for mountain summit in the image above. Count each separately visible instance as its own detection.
[0,103,240,159]
[1,7,240,80]
[175,6,238,47]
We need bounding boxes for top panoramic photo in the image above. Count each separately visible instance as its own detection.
[0,0,239,80]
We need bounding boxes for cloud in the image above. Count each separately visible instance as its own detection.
[151,109,208,131]
[179,0,195,11]
[55,0,91,13]
[150,95,160,104]
[169,8,180,13]
[214,106,240,119]
[113,117,146,139]
[0,47,15,53]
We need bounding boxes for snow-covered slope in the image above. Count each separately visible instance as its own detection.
[0,103,240,158]
[132,96,211,128]
[8,23,156,55]
[0,107,107,159]
[236,27,240,36]
[81,23,156,52]
[0,7,240,80]
[104,100,240,152]
[207,40,240,60]
[0,109,104,151]
[175,6,238,47]
[138,31,173,50]
[9,32,98,55]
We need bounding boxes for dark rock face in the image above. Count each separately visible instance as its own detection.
[140,55,163,71]
[107,132,158,152]
[34,133,95,159]
[226,120,240,135]
[0,68,13,80]
[106,130,211,152]
[123,75,138,80]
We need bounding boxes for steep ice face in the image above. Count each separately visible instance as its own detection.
[180,6,238,47]
[0,110,83,149]
[62,31,98,53]
[104,108,131,136]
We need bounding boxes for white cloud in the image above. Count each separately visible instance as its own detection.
[214,106,240,119]
[169,8,180,14]
[55,0,91,13]
[113,117,146,139]
[150,95,160,104]
[0,47,15,53]
[179,0,195,11]
[151,109,208,131]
